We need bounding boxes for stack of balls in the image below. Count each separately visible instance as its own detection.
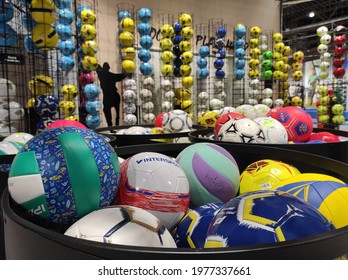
[290,50,304,106]
[28,74,56,132]
[272,32,286,84]
[59,84,80,120]
[161,79,174,113]
[77,6,102,129]
[0,0,17,47]
[172,21,183,78]
[119,17,136,75]
[197,45,209,79]
[317,26,331,82]
[234,23,246,80]
[30,0,58,51]
[248,25,262,104]
[56,1,75,72]
[279,44,292,106]
[137,7,153,76]
[261,48,273,81]
[160,23,174,77]
[122,78,138,125]
[332,25,346,80]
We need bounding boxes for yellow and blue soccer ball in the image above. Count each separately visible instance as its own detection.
[8,127,121,225]
[277,173,348,229]
[175,203,223,248]
[205,190,335,248]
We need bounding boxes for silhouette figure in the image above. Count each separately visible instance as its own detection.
[96,62,127,126]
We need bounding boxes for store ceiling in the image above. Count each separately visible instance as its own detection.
[281,0,348,61]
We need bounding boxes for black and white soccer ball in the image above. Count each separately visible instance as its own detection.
[162,109,193,133]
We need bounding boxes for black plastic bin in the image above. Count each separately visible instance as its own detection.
[2,143,348,259]
[188,127,348,163]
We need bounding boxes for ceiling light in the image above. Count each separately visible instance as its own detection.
[308,11,315,18]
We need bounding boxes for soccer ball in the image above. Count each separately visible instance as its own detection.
[161,79,172,91]
[179,40,191,52]
[274,98,284,107]
[82,55,98,71]
[137,23,151,36]
[162,109,193,133]
[239,159,300,194]
[160,24,174,38]
[3,132,34,145]
[29,75,53,95]
[123,126,151,135]
[179,13,192,27]
[83,83,100,100]
[160,38,173,51]
[55,24,72,41]
[181,51,194,64]
[8,127,120,225]
[332,104,345,115]
[61,84,78,100]
[142,101,154,113]
[161,101,173,112]
[34,94,59,117]
[276,173,348,229]
[139,62,153,76]
[81,9,96,25]
[164,90,175,102]
[161,51,174,64]
[58,55,75,71]
[138,7,152,23]
[143,113,156,124]
[30,0,56,24]
[80,24,97,40]
[249,25,262,38]
[176,142,240,207]
[59,100,76,116]
[124,114,137,125]
[123,79,136,91]
[115,152,190,230]
[254,116,288,144]
[291,96,303,107]
[119,31,134,47]
[137,89,150,102]
[217,116,266,144]
[79,73,94,86]
[235,104,257,119]
[174,203,223,248]
[65,205,176,247]
[122,59,136,74]
[120,17,135,33]
[332,114,345,125]
[253,104,270,118]
[269,106,313,142]
[249,79,260,90]
[123,102,136,114]
[161,64,174,76]
[0,78,16,102]
[143,76,155,89]
[204,190,334,248]
[197,111,220,127]
[181,26,194,40]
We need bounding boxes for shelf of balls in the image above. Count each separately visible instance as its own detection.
[2,142,348,260]
[188,127,348,164]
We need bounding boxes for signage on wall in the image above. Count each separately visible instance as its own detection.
[0,54,25,65]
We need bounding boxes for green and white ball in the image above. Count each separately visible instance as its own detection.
[8,126,121,225]
[332,104,345,115]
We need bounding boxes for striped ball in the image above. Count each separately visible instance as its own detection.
[8,127,121,225]
[176,143,240,207]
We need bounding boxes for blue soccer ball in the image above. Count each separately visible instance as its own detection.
[34,94,59,117]
[0,1,14,22]
[215,38,225,49]
[234,24,247,38]
[172,45,182,56]
[199,45,210,57]
[55,23,72,40]
[58,55,75,71]
[234,69,245,80]
[8,126,120,225]
[53,0,71,9]
[197,57,207,69]
[24,35,46,56]
[58,40,76,55]
[173,35,183,45]
[0,23,17,47]
[234,38,245,48]
[216,26,227,38]
[137,8,152,23]
[58,8,74,25]
[216,49,226,59]
[235,58,246,69]
[205,190,335,248]
[77,5,91,18]
[173,66,181,77]
[198,68,209,79]
[175,203,223,248]
[214,59,224,70]
[173,22,183,34]
[234,48,246,59]
[173,56,183,67]
[140,62,153,76]
[85,114,102,129]
[83,83,100,100]
[137,22,151,36]
[85,100,102,115]
[137,48,151,62]
[215,69,225,79]
[140,35,153,49]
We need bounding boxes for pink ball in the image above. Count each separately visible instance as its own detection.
[308,132,340,143]
[46,120,87,130]
[79,73,94,86]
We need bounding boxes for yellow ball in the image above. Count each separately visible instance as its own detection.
[292,51,304,62]
[82,40,98,56]
[80,24,97,40]
[81,9,97,25]
[281,81,290,90]
[27,97,35,108]
[273,60,284,70]
[248,69,259,79]
[64,114,79,121]
[121,59,136,74]
[281,73,289,82]
[292,62,303,71]
[179,40,192,52]
[175,88,192,100]
[179,13,192,27]
[283,46,291,56]
[282,63,291,73]
[181,51,194,64]
[31,23,58,50]
[239,159,301,194]
[160,24,174,38]
[198,111,220,127]
[282,56,289,64]
[61,84,78,100]
[249,26,262,38]
[161,64,174,76]
[182,76,194,89]
[30,0,56,24]
[274,42,285,53]
[181,26,194,40]
[273,32,283,43]
[332,114,345,125]
[273,51,283,61]
[82,56,99,71]
[161,51,174,64]
[249,59,260,69]
[180,99,193,113]
[120,17,135,33]
[160,38,173,51]
[249,38,259,48]
[121,47,136,60]
[249,48,261,59]
[273,70,284,80]
[291,95,303,107]
[119,31,134,47]
[59,100,76,116]
[180,64,192,76]
[28,75,54,95]
[292,70,303,81]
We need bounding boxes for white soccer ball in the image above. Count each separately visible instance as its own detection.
[320,34,331,45]
[248,99,258,106]
[235,104,257,119]
[197,104,209,111]
[124,126,151,135]
[164,90,175,102]
[123,79,137,91]
[262,88,273,98]
[0,123,16,136]
[64,205,177,247]
[262,98,273,107]
[209,98,224,110]
[123,89,137,103]
[142,101,154,113]
[139,88,152,102]
[0,108,9,123]
[161,101,173,112]
[161,79,172,91]
[254,116,288,144]
[116,152,190,230]
[274,98,284,107]
[143,113,156,124]
[123,114,137,125]
[254,104,270,117]
[198,91,209,103]
[143,76,155,89]
[0,101,24,122]
[317,43,328,54]
[123,102,136,114]
[218,106,236,116]
[217,117,266,143]
[0,78,16,102]
[3,132,34,144]
[317,26,328,37]
[162,109,193,133]
[321,52,331,62]
[249,79,260,90]
[248,89,260,99]
[214,80,224,90]
[215,91,226,100]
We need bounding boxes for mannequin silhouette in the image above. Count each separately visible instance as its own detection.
[96,62,127,126]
